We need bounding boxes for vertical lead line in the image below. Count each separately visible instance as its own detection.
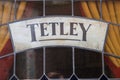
[100,0,105,74]
[71,0,74,16]
[43,47,46,74]
[102,52,105,74]
[100,0,102,20]
[72,47,75,74]
[42,1,46,74]
[14,0,17,20]
[13,53,16,75]
[12,0,17,76]
[43,0,45,16]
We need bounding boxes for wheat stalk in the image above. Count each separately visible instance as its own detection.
[81,1,120,67]
[0,1,12,52]
[0,1,26,53]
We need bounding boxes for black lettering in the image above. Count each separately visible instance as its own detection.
[49,22,58,35]
[79,23,91,41]
[40,23,49,36]
[27,23,38,42]
[60,22,68,35]
[70,22,78,36]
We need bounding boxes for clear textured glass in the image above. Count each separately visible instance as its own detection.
[75,48,102,79]
[16,48,43,79]
[46,47,72,79]
[45,0,72,15]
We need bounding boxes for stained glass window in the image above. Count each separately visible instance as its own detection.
[0,0,120,80]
